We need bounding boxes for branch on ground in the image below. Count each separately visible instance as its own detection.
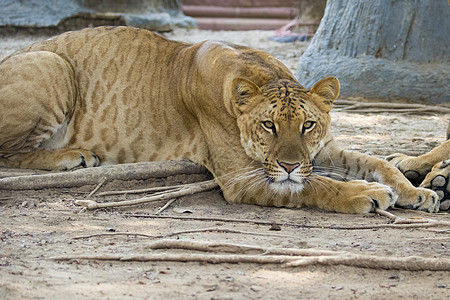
[334,100,450,114]
[0,160,209,190]
[75,180,218,210]
[52,239,450,271]
[123,211,450,230]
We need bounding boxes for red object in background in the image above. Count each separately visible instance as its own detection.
[183,0,299,30]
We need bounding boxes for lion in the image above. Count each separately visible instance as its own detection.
[387,120,450,211]
[0,26,440,214]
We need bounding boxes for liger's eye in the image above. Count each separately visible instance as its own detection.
[302,121,316,132]
[262,120,275,132]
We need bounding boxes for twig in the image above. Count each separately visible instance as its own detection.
[87,178,107,197]
[124,213,450,230]
[285,254,450,271]
[155,198,177,214]
[75,180,218,210]
[333,99,360,105]
[51,239,450,271]
[0,169,49,179]
[334,100,450,114]
[163,228,298,239]
[146,240,340,256]
[97,181,212,197]
[72,232,157,239]
[375,208,449,226]
[424,228,450,234]
[375,208,400,222]
[97,186,178,196]
[338,108,445,114]
[0,160,208,190]
[52,253,297,265]
[73,227,303,240]
[150,240,450,270]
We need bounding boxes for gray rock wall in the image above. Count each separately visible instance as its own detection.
[296,0,450,103]
[0,0,196,32]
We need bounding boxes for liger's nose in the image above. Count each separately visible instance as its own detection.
[279,161,300,174]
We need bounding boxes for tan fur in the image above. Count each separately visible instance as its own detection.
[387,120,450,210]
[387,139,450,185]
[0,26,440,213]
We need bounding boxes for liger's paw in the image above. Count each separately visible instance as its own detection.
[386,153,433,186]
[396,186,440,213]
[56,150,100,170]
[345,181,397,214]
[420,159,450,211]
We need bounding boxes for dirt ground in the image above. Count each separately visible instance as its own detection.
[0,28,449,300]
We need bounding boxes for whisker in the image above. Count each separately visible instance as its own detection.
[216,166,267,203]
[317,145,336,168]
[313,165,360,181]
[232,175,266,203]
[222,168,265,188]
[305,177,319,197]
[307,175,342,196]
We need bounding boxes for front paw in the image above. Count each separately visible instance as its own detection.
[386,153,432,186]
[342,181,397,214]
[420,160,450,211]
[57,150,100,170]
[396,186,440,213]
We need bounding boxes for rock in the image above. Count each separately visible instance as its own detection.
[0,0,197,32]
[296,0,450,104]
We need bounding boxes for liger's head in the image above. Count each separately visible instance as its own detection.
[232,76,340,194]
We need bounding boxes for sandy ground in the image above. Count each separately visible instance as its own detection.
[0,28,449,300]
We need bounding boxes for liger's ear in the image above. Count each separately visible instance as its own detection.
[309,77,340,113]
[232,78,261,113]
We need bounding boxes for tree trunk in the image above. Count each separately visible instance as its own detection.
[296,0,450,104]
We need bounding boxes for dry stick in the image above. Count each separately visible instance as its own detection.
[51,252,450,271]
[374,208,398,222]
[87,178,107,197]
[162,227,299,239]
[73,232,157,239]
[75,180,218,210]
[375,208,448,225]
[340,108,447,114]
[114,188,182,201]
[334,100,450,114]
[125,213,450,230]
[285,254,450,271]
[0,160,208,190]
[147,239,341,256]
[343,102,441,110]
[72,227,302,240]
[334,99,360,105]
[97,185,179,196]
[155,198,177,214]
[97,181,213,197]
[0,170,49,179]
[56,238,450,271]
[424,228,450,234]
[52,253,297,265]
[148,240,450,271]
